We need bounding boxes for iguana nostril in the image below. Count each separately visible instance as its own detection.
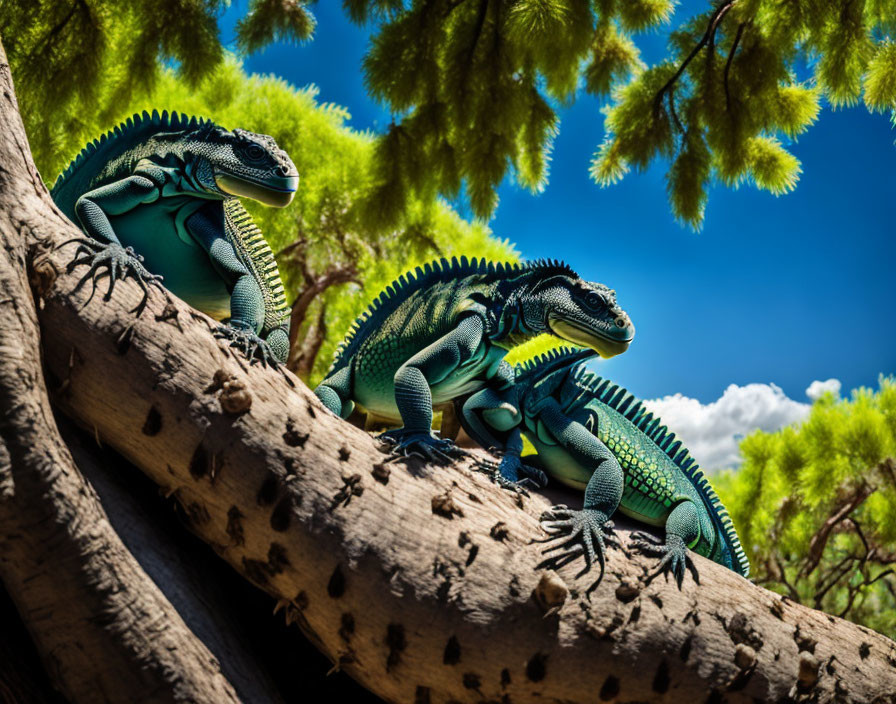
[615,316,628,327]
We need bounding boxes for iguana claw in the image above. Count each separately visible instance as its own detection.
[66,238,163,316]
[214,323,280,367]
[496,453,548,488]
[472,452,544,494]
[378,428,464,464]
[631,532,699,589]
[536,507,618,594]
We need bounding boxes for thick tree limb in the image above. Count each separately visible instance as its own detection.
[0,42,243,704]
[3,32,896,704]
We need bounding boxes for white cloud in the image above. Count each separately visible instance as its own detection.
[806,378,841,401]
[643,383,813,472]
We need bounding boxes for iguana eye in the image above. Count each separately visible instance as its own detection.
[244,144,266,161]
[584,291,604,310]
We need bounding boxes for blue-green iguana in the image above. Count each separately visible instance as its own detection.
[458,347,750,589]
[51,110,297,364]
[314,257,635,461]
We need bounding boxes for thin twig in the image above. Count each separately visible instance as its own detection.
[724,22,746,112]
[653,0,736,121]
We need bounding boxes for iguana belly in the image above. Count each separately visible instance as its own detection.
[107,197,232,320]
[526,430,674,527]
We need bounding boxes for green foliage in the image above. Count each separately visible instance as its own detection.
[353,0,667,222]
[0,0,311,176]
[597,0,896,228]
[236,0,317,54]
[718,378,896,637]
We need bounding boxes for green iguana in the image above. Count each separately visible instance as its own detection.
[458,347,749,588]
[51,110,297,364]
[314,257,635,460]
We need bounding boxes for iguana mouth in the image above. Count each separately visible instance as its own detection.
[548,318,633,358]
[215,172,298,207]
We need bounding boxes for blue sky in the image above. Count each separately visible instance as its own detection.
[219,1,895,410]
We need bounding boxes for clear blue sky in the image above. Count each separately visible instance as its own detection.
[219,1,895,404]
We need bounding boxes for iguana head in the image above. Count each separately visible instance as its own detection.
[517,271,635,358]
[193,125,299,207]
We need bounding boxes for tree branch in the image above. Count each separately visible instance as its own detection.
[4,28,896,704]
[653,0,735,120]
[0,39,243,703]
[724,22,745,112]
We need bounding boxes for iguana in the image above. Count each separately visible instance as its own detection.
[314,257,635,460]
[458,347,750,588]
[51,110,297,364]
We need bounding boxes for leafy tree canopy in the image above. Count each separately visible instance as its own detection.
[715,378,896,637]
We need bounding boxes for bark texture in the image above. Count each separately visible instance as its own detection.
[0,43,243,704]
[2,32,896,704]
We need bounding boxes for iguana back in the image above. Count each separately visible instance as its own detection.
[515,348,750,577]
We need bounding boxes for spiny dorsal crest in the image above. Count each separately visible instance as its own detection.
[514,345,592,380]
[52,110,211,191]
[328,256,583,372]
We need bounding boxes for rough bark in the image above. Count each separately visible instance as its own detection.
[2,32,896,704]
[0,42,243,704]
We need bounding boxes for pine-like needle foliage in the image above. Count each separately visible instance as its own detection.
[715,378,896,637]
[351,0,671,225]
[595,0,896,228]
[0,0,313,176]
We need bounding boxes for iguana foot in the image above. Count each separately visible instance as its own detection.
[214,324,280,367]
[473,453,546,493]
[379,428,463,464]
[66,238,163,316]
[631,532,698,589]
[496,453,548,488]
[536,506,619,593]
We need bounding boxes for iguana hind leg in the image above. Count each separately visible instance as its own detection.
[315,366,355,418]
[534,398,624,592]
[632,500,701,589]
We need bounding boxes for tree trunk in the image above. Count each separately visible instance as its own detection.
[2,34,896,704]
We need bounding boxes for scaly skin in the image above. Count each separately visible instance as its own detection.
[314,257,635,460]
[458,347,750,590]
[51,110,297,364]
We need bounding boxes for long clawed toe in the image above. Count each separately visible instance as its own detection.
[66,240,163,316]
[378,430,463,465]
[536,508,616,592]
[214,325,280,367]
[632,534,699,589]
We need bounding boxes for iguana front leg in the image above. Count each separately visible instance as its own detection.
[68,172,165,313]
[380,314,486,461]
[631,500,701,588]
[184,202,282,366]
[534,398,623,592]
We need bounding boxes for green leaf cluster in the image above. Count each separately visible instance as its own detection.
[0,0,313,177]
[715,377,896,637]
[352,0,671,223]
[597,0,896,227]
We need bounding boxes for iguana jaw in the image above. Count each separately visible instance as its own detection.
[215,172,298,207]
[548,318,633,358]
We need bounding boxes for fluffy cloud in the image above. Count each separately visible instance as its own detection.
[805,378,842,401]
[643,382,826,472]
